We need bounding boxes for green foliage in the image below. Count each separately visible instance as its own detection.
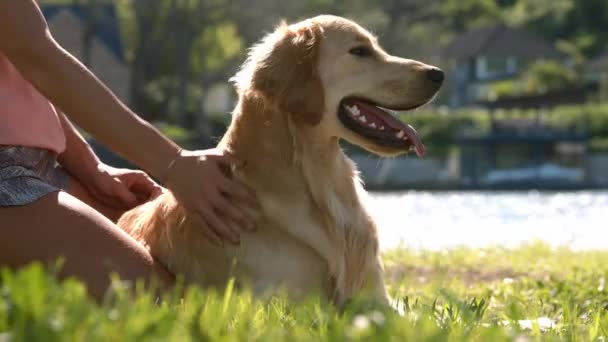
[398,109,491,158]
[502,0,608,56]
[441,0,503,31]
[488,80,519,98]
[5,244,608,340]
[590,137,608,153]
[192,23,243,73]
[519,61,578,94]
[556,40,587,70]
[114,0,137,61]
[544,103,608,138]
[505,0,575,27]
[153,122,194,147]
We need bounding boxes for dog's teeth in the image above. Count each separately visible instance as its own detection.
[396,131,404,139]
[358,116,367,123]
[346,105,361,116]
[380,126,385,131]
[369,123,377,129]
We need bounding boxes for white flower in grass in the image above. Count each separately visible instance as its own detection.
[0,332,12,342]
[352,314,370,331]
[369,311,386,326]
[352,310,387,332]
[517,317,556,331]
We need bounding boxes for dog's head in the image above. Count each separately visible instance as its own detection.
[232,15,443,157]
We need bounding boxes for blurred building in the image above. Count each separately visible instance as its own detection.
[440,25,566,108]
[456,119,589,189]
[41,4,130,103]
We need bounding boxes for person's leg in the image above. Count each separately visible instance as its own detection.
[0,190,174,301]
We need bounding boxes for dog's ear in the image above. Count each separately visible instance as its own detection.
[250,23,325,126]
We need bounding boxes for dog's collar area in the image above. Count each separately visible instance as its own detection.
[337,98,425,156]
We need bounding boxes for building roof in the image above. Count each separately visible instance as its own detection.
[41,4,125,61]
[442,25,565,61]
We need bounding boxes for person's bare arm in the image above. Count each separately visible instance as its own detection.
[0,0,176,179]
[56,110,104,183]
[0,0,257,244]
[57,111,162,209]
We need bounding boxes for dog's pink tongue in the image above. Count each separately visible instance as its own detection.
[386,123,424,157]
[401,124,425,157]
[355,100,426,157]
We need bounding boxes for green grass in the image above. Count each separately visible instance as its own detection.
[3,243,608,341]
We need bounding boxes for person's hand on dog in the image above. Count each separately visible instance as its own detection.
[164,148,258,245]
[85,163,164,210]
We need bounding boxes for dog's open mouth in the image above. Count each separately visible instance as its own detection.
[338,98,426,157]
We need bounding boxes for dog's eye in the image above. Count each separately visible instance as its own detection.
[349,46,373,58]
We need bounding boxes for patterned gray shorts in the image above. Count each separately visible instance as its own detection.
[0,146,70,207]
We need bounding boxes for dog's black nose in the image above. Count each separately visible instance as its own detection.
[427,68,445,84]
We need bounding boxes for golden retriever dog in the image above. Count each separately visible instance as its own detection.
[118,15,443,307]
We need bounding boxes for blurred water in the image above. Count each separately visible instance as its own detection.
[369,191,608,251]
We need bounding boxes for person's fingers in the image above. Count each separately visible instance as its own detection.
[198,202,240,245]
[204,161,257,208]
[88,176,136,209]
[149,185,164,199]
[109,179,139,208]
[218,177,259,210]
[125,172,163,202]
[121,171,157,189]
[211,192,255,232]
[190,212,223,247]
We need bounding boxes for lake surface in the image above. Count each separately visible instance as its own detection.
[369,191,608,251]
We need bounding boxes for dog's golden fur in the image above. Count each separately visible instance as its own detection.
[118,15,441,306]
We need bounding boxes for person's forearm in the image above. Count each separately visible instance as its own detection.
[18,44,178,179]
[56,111,102,182]
[0,1,179,179]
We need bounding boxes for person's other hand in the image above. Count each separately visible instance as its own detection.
[164,148,258,246]
[85,163,163,210]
